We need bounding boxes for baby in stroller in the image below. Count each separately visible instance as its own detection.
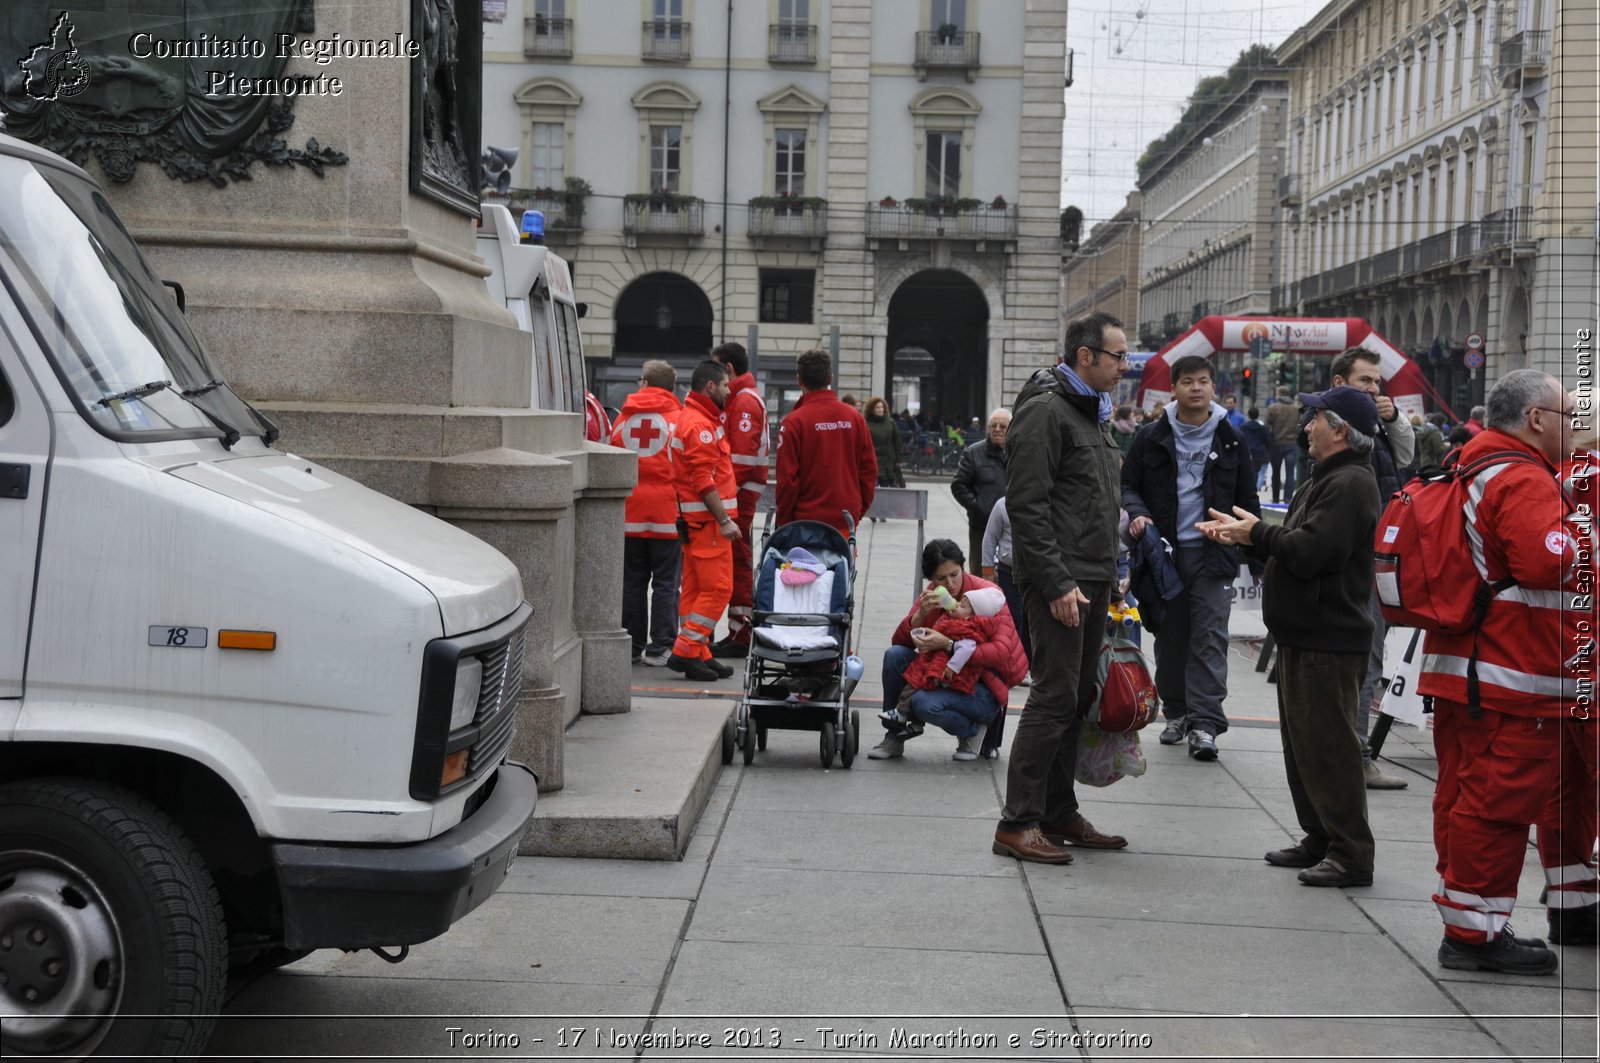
[881,586,1007,728]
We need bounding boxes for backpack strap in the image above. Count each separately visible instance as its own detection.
[1452,451,1539,718]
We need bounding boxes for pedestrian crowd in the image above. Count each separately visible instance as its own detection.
[606,314,1596,980]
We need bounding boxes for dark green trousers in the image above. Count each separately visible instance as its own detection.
[1276,645,1375,873]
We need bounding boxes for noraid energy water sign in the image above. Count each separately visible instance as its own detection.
[1225,319,1350,353]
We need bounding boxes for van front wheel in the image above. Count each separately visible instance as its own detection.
[0,778,227,1059]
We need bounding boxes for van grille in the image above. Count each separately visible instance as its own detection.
[467,626,526,773]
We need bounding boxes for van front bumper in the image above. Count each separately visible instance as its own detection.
[271,762,538,950]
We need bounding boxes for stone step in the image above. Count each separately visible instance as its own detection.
[519,696,730,860]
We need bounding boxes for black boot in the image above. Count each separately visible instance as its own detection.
[1438,930,1558,975]
[1548,904,1600,947]
[667,654,721,681]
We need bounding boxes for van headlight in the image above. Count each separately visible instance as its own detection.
[450,657,483,731]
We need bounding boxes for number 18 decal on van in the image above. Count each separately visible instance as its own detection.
[148,625,208,647]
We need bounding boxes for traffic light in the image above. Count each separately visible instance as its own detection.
[1240,366,1255,398]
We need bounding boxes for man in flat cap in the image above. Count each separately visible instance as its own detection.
[1197,386,1381,889]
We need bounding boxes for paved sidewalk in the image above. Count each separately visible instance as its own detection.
[213,479,1598,1062]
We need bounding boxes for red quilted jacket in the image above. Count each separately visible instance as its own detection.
[891,572,1028,706]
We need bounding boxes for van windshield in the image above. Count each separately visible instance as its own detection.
[0,155,272,444]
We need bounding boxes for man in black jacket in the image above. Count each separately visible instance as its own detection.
[952,409,1010,569]
[1123,355,1260,761]
[1198,386,1381,890]
[993,311,1129,865]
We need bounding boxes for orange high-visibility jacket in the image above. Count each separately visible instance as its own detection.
[610,386,682,539]
[673,390,738,523]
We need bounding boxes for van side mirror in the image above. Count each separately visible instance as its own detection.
[163,279,186,313]
[575,302,588,319]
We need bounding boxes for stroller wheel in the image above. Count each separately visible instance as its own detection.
[721,714,735,765]
[741,714,756,765]
[756,723,768,751]
[819,720,836,768]
[839,709,860,769]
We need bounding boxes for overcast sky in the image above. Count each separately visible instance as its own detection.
[1062,0,1333,233]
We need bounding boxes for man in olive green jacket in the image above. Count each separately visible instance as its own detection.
[993,311,1130,865]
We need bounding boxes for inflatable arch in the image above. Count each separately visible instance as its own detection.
[1136,316,1428,417]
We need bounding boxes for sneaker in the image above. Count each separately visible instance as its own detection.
[706,658,735,679]
[666,654,721,682]
[878,707,909,728]
[867,735,905,760]
[1158,717,1187,745]
[1364,761,1410,789]
[642,648,672,667]
[1438,930,1558,975]
[954,723,987,761]
[710,638,749,659]
[1187,729,1219,761]
[1021,671,1034,687]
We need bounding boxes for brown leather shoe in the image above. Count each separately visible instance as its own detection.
[1042,814,1128,850]
[992,828,1074,864]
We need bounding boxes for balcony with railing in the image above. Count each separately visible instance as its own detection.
[914,30,981,80]
[747,198,828,245]
[521,193,584,237]
[623,195,704,241]
[768,23,817,63]
[1497,30,1551,85]
[523,16,573,58]
[1479,207,1535,251]
[1278,173,1301,206]
[642,20,691,61]
[864,202,1016,243]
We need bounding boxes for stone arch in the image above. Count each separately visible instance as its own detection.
[884,269,992,429]
[612,271,714,357]
[1405,308,1419,350]
[876,254,1004,321]
[1501,285,1531,373]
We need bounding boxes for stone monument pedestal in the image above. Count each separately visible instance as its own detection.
[97,0,633,793]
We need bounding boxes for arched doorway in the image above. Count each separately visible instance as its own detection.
[614,272,714,357]
[885,270,989,430]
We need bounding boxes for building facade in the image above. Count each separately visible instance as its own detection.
[1272,0,1593,415]
[1136,75,1290,354]
[481,0,1068,423]
[1061,191,1141,333]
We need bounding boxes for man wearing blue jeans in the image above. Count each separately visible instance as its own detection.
[1122,355,1260,761]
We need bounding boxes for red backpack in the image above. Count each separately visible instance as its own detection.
[1091,630,1159,732]
[1372,449,1535,633]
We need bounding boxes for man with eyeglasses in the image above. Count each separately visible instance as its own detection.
[992,310,1129,864]
[1416,370,1594,975]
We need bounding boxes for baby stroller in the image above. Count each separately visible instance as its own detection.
[722,516,862,769]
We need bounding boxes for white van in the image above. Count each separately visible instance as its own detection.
[476,203,588,418]
[0,137,539,1057]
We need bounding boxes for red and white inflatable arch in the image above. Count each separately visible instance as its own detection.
[1136,316,1427,418]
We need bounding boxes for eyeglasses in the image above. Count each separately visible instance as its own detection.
[1088,347,1130,365]
[1531,406,1577,421]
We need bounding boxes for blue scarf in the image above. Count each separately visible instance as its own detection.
[1055,363,1113,423]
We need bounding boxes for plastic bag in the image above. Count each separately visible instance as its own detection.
[1075,720,1148,787]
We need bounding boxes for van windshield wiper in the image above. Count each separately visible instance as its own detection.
[181,379,224,398]
[96,380,172,407]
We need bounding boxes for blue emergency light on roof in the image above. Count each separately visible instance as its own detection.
[520,210,546,245]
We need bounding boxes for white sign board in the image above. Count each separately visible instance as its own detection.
[1378,625,1430,729]
[1230,565,1262,611]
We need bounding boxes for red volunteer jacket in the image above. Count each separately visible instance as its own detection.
[1417,429,1592,718]
[584,391,610,443]
[725,372,769,500]
[609,385,682,539]
[890,573,1028,708]
[775,389,877,533]
[672,390,737,523]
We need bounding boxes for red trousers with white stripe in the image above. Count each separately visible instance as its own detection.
[1432,701,1560,943]
[1536,718,1600,912]
[673,520,733,661]
[726,491,759,645]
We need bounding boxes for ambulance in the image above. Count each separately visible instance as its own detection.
[0,136,539,1057]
